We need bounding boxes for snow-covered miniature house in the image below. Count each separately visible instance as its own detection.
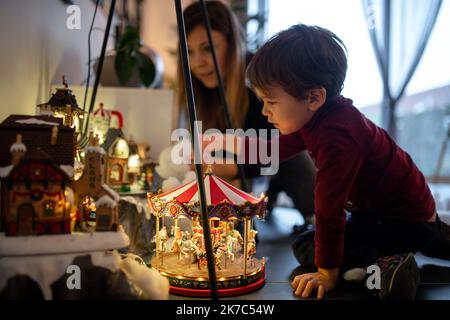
[101,128,130,188]
[0,115,75,175]
[0,135,73,236]
[89,102,124,145]
[36,76,84,133]
[71,133,119,231]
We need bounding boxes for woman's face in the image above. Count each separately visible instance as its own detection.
[187,25,229,88]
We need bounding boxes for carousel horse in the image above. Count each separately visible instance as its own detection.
[247,228,258,266]
[191,243,206,270]
[179,232,198,259]
[228,229,243,251]
[213,240,228,270]
[171,230,185,258]
[158,226,169,253]
[225,234,238,262]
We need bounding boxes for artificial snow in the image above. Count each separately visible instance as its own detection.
[85,146,106,155]
[182,170,196,184]
[0,165,13,178]
[162,177,181,192]
[0,229,130,256]
[96,195,117,208]
[0,230,130,299]
[15,118,60,126]
[121,196,152,220]
[60,165,74,178]
[0,250,121,299]
[102,184,121,202]
[37,109,54,116]
[155,145,190,181]
[119,256,169,300]
[10,142,27,153]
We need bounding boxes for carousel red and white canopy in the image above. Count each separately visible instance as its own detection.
[156,173,261,206]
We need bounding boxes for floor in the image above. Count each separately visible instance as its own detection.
[170,206,450,300]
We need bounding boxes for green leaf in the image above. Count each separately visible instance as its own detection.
[119,26,140,45]
[136,52,156,87]
[115,50,136,85]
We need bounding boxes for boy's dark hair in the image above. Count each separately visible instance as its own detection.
[246,24,348,100]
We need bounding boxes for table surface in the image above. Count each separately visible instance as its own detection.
[169,207,450,300]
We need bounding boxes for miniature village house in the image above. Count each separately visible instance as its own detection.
[101,128,130,188]
[0,115,76,178]
[89,102,124,145]
[71,133,120,231]
[36,76,85,133]
[0,135,73,236]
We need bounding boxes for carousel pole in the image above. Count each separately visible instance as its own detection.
[243,217,249,279]
[174,0,218,299]
[198,0,249,192]
[156,214,160,270]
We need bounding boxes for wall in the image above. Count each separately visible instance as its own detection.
[0,0,233,123]
[0,0,116,122]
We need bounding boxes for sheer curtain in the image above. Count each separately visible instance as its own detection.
[362,0,442,139]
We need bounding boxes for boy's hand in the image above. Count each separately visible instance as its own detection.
[291,267,339,299]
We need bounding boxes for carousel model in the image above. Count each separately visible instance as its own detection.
[147,166,267,297]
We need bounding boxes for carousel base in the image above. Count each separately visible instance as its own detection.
[150,252,265,297]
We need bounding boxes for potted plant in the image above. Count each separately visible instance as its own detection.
[114,25,159,88]
[95,0,164,88]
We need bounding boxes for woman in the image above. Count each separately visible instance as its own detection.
[176,0,316,228]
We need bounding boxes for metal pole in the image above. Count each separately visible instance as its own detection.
[174,0,218,299]
[243,217,248,278]
[198,0,249,192]
[81,0,117,145]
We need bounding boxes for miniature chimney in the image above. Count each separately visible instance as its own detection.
[62,75,68,88]
[94,134,100,147]
[87,131,94,146]
[51,126,59,145]
[10,134,27,166]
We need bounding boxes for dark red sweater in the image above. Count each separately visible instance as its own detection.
[247,96,435,268]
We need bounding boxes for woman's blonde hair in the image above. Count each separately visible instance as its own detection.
[176,0,248,131]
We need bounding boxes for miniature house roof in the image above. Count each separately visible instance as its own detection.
[2,148,71,182]
[95,195,117,208]
[38,85,84,115]
[101,128,127,151]
[102,183,121,202]
[0,115,75,167]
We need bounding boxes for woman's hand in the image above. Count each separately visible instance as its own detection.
[291,268,339,299]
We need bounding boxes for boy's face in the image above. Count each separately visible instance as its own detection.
[255,86,324,135]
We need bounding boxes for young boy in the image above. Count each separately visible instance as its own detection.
[203,24,450,299]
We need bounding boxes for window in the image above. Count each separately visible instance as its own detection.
[110,164,123,182]
[266,0,450,111]
[267,0,382,109]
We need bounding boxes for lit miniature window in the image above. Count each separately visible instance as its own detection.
[110,164,123,182]
[113,138,130,158]
[44,201,55,216]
